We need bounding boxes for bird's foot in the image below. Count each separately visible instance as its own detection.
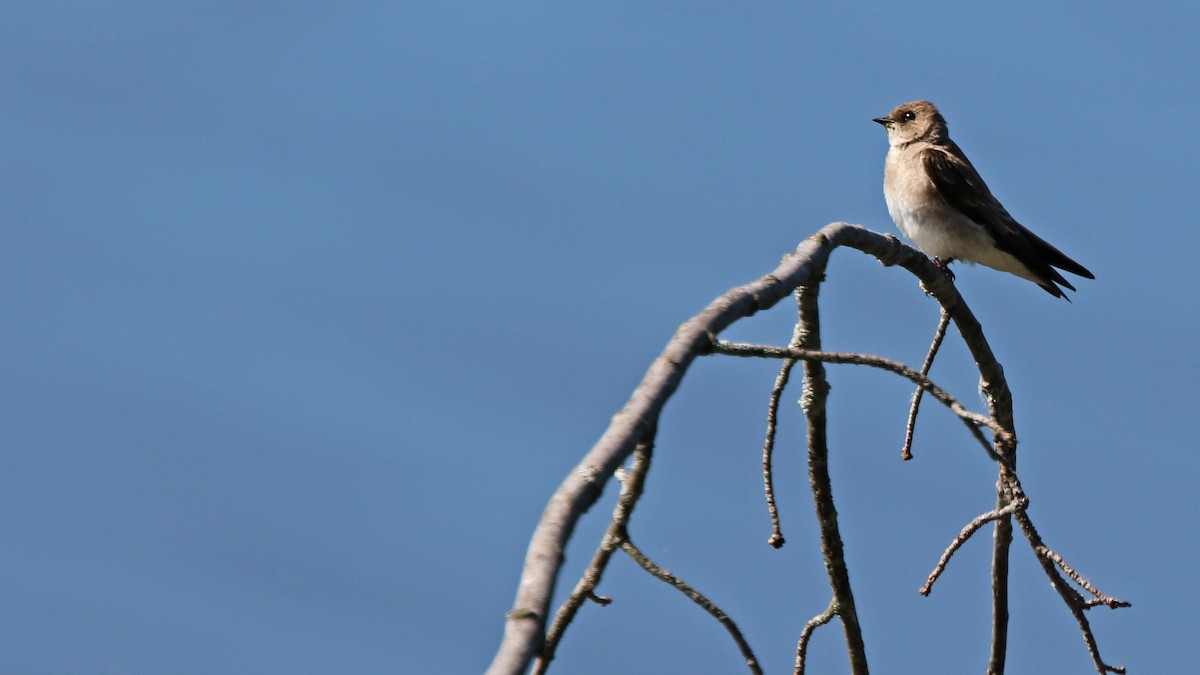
[932,257,957,281]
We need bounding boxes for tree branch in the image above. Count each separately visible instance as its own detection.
[486,223,1115,674]
[795,599,837,675]
[710,339,1008,464]
[794,281,869,673]
[532,427,657,674]
[761,355,797,548]
[488,224,865,675]
[621,540,763,674]
[903,309,951,460]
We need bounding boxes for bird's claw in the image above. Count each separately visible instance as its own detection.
[932,257,957,281]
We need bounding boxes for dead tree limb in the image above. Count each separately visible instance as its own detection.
[793,280,869,673]
[486,223,1124,675]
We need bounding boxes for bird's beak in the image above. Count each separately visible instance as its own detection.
[873,116,892,127]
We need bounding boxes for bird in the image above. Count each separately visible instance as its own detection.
[873,100,1093,299]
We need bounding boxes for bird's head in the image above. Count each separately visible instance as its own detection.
[873,100,948,147]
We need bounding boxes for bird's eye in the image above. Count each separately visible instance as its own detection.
[902,111,916,122]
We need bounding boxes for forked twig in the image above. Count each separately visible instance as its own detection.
[1017,511,1130,674]
[921,494,1029,596]
[794,599,837,675]
[1037,545,1127,608]
[533,428,656,674]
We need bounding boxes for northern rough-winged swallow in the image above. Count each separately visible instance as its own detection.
[874,100,1093,299]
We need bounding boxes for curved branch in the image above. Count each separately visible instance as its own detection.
[922,495,1029,596]
[621,540,763,674]
[486,223,1016,675]
[795,599,837,675]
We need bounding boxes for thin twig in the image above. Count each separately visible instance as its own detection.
[903,309,951,460]
[584,590,611,606]
[533,429,656,674]
[921,495,1029,596]
[762,356,799,548]
[1015,511,1130,673]
[794,599,837,675]
[711,339,1010,465]
[763,319,801,547]
[621,540,762,675]
[1036,546,1129,609]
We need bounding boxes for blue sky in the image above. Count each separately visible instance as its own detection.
[2,3,1196,674]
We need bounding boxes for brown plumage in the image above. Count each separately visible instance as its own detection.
[874,100,1093,299]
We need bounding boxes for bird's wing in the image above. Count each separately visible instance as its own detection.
[920,143,1017,239]
[921,143,1094,284]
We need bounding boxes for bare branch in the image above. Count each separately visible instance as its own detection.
[621,540,763,675]
[1036,545,1128,609]
[921,495,1029,596]
[794,599,837,675]
[488,223,1125,674]
[489,225,866,675]
[794,282,870,674]
[903,309,951,460]
[710,340,1007,464]
[762,356,799,548]
[533,429,656,674]
[1017,513,1130,674]
[490,223,1014,674]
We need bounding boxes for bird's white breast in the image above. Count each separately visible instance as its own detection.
[883,148,994,262]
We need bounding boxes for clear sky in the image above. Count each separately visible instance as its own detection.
[2,3,1196,674]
